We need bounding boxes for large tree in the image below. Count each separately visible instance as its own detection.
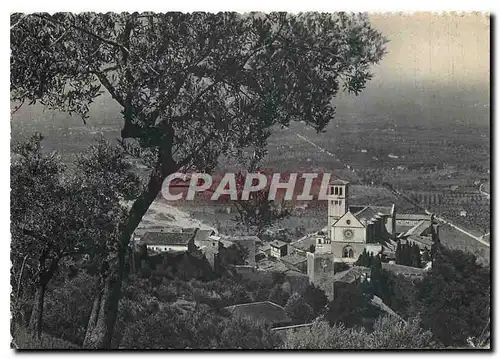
[11,12,386,348]
[11,135,138,341]
[11,134,79,338]
[71,138,140,347]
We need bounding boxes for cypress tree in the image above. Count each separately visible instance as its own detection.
[395,240,402,264]
[422,247,431,262]
[411,243,421,268]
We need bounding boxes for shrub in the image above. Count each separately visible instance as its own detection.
[284,293,314,324]
[369,316,435,349]
[12,326,79,349]
[325,284,381,330]
[281,316,436,349]
[303,283,328,316]
[120,304,278,349]
[42,273,95,346]
[268,285,290,307]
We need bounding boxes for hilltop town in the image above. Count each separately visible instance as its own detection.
[128,177,488,341]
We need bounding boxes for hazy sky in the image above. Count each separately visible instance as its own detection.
[368,13,490,89]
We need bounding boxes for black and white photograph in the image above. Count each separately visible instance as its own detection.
[8,10,491,350]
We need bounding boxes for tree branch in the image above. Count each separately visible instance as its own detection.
[31,13,130,54]
[94,72,125,108]
[177,132,216,169]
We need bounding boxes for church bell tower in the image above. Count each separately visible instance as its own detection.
[327,179,349,237]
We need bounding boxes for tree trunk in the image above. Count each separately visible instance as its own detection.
[84,277,103,340]
[83,269,122,349]
[27,282,46,338]
[82,124,177,349]
[27,257,58,339]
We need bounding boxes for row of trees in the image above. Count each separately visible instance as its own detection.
[11,134,140,344]
[395,241,426,268]
[357,238,427,269]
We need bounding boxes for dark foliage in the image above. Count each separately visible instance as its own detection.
[284,293,314,324]
[325,283,381,330]
[395,241,422,268]
[303,283,328,316]
[334,261,350,273]
[418,246,490,346]
[268,284,290,307]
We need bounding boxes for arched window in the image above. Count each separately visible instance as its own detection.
[343,246,354,258]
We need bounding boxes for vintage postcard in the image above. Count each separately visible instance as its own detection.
[10,12,490,350]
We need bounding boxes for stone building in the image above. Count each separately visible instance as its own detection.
[305,178,433,296]
[306,252,336,299]
[322,180,394,262]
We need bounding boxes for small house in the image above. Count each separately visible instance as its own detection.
[139,231,196,253]
[270,240,288,259]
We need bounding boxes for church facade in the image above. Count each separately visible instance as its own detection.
[315,179,396,262]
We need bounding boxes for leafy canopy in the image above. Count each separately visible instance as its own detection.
[11,12,387,173]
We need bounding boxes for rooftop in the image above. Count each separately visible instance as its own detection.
[257,259,293,273]
[270,240,288,248]
[193,228,216,242]
[230,235,262,244]
[289,236,316,252]
[332,266,371,284]
[396,213,430,221]
[395,224,416,234]
[224,301,292,326]
[330,179,349,185]
[405,220,433,237]
[140,231,195,246]
[368,206,393,216]
[354,206,380,224]
[280,253,307,266]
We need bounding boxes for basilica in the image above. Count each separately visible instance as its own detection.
[315,179,399,262]
[305,179,435,298]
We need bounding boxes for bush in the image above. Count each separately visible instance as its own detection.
[268,285,290,307]
[281,316,436,349]
[120,304,279,349]
[42,273,95,346]
[281,320,369,349]
[12,326,79,349]
[120,305,219,349]
[218,316,281,349]
[284,293,314,324]
[303,283,328,316]
[325,284,381,330]
[369,316,435,349]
